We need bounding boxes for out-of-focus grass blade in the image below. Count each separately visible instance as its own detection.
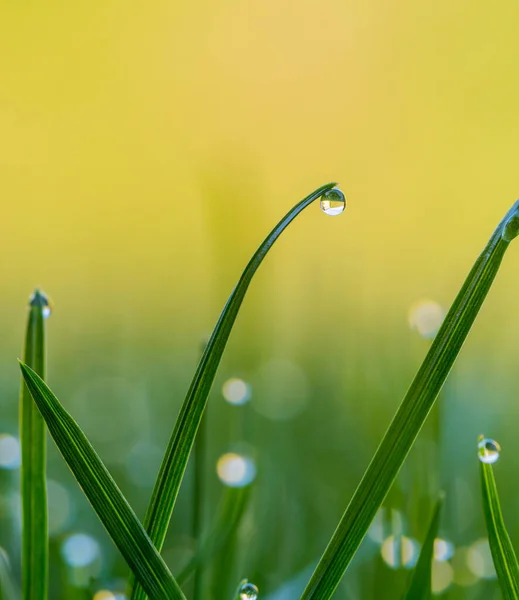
[191,337,209,600]
[18,364,186,600]
[402,496,443,600]
[130,182,338,600]
[300,201,519,600]
[480,443,519,600]
[19,289,49,600]
[0,549,19,600]
[176,486,251,586]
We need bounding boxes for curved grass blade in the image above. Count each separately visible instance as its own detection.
[300,201,519,600]
[18,363,186,600]
[480,441,519,600]
[130,182,337,600]
[402,495,443,600]
[192,338,209,600]
[191,410,206,599]
[177,486,251,586]
[19,290,49,600]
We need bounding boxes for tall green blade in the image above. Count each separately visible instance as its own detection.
[19,290,50,600]
[130,182,338,600]
[480,441,519,599]
[402,496,443,600]
[191,337,209,600]
[19,363,186,600]
[300,200,519,600]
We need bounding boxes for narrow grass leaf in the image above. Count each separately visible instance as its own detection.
[191,413,206,599]
[480,446,519,600]
[191,344,208,600]
[19,290,49,600]
[402,496,443,600]
[18,363,186,600]
[176,486,251,586]
[300,200,519,600]
[130,182,337,600]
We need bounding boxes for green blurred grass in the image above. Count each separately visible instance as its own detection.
[0,284,515,598]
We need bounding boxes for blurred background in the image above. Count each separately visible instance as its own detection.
[2,0,519,598]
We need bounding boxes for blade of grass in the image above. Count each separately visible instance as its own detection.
[191,409,207,599]
[18,363,186,600]
[130,182,338,600]
[19,290,49,600]
[191,337,210,600]
[177,485,251,586]
[480,441,519,600]
[402,495,443,600]
[300,201,519,600]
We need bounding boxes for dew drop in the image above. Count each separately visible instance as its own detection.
[216,453,256,487]
[477,437,501,464]
[239,581,259,600]
[29,289,53,319]
[222,378,251,406]
[320,188,346,216]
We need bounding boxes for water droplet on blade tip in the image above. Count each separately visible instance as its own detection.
[478,438,501,464]
[320,188,346,216]
[239,581,259,600]
[28,289,53,318]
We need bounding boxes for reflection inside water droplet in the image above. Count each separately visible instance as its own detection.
[478,437,501,464]
[320,188,346,216]
[239,581,259,600]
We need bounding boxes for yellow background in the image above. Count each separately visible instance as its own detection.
[2,2,519,596]
[2,1,519,389]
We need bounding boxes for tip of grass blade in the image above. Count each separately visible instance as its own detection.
[29,289,49,307]
[479,440,519,598]
[402,495,444,600]
[501,200,519,242]
[18,360,30,373]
